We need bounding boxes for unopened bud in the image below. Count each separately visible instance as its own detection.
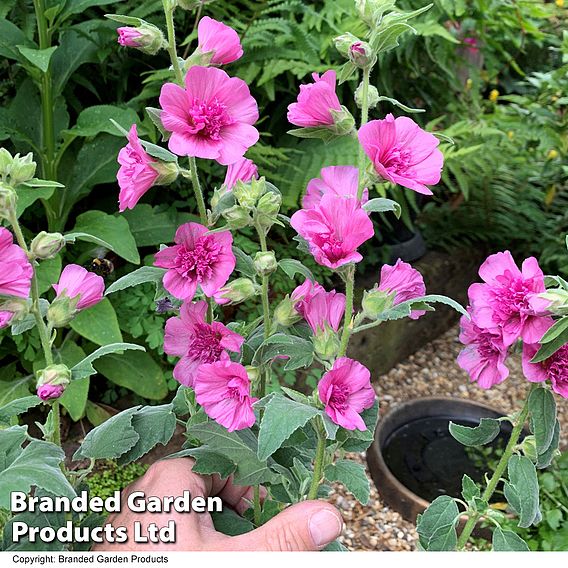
[151,160,179,185]
[0,297,29,323]
[9,152,36,186]
[0,148,12,176]
[47,295,80,328]
[539,289,568,315]
[214,278,258,305]
[222,204,253,230]
[117,22,165,55]
[355,83,380,109]
[255,190,281,230]
[254,251,277,277]
[245,365,260,385]
[30,231,66,260]
[36,364,71,401]
[362,287,394,319]
[349,41,376,69]
[329,107,356,136]
[313,327,340,360]
[274,296,302,327]
[334,33,362,57]
[233,177,266,208]
[0,183,17,219]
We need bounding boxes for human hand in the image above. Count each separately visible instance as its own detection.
[94,458,343,551]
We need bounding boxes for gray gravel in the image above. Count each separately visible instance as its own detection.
[329,324,568,551]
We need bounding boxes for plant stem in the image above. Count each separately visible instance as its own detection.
[163,1,184,85]
[356,66,371,201]
[188,156,208,225]
[338,264,355,357]
[456,395,531,550]
[307,425,326,500]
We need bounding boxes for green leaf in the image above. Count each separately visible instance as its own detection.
[61,0,119,17]
[0,396,42,426]
[93,350,168,400]
[539,317,568,344]
[67,210,140,264]
[64,105,139,138]
[73,406,140,461]
[0,374,32,406]
[337,400,379,452]
[536,419,560,469]
[70,298,122,346]
[449,418,501,446]
[85,401,113,427]
[428,523,458,551]
[324,460,370,504]
[528,387,557,456]
[15,185,56,217]
[16,46,58,72]
[105,267,166,295]
[416,495,459,550]
[117,405,176,465]
[363,198,402,218]
[0,440,75,509]
[174,446,237,479]
[59,378,89,422]
[504,455,541,528]
[461,474,480,502]
[254,333,314,371]
[187,421,277,486]
[35,256,62,294]
[232,246,256,279]
[211,508,254,536]
[70,342,145,380]
[492,527,530,551]
[376,96,425,114]
[257,394,319,461]
[0,19,30,61]
[278,259,314,282]
[51,29,98,91]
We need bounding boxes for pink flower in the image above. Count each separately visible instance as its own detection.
[358,114,444,195]
[223,156,258,190]
[290,194,374,269]
[194,360,257,432]
[291,279,325,318]
[0,311,14,329]
[318,357,375,431]
[154,222,235,301]
[463,37,479,54]
[287,71,342,128]
[378,259,426,320]
[117,27,143,47]
[53,265,104,310]
[302,166,368,209]
[523,343,568,399]
[117,124,159,212]
[0,227,33,299]
[303,290,346,334]
[198,16,243,65]
[457,314,510,389]
[164,300,244,387]
[37,384,65,401]
[159,66,259,165]
[468,252,551,347]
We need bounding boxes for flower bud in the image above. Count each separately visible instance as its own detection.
[274,296,302,327]
[362,287,395,319]
[540,289,568,315]
[233,177,266,209]
[355,83,380,109]
[520,435,538,462]
[0,148,12,176]
[313,327,340,360]
[0,297,29,324]
[334,33,362,57]
[0,182,17,219]
[245,365,260,385]
[30,231,66,260]
[9,152,36,186]
[222,204,253,229]
[329,106,356,136]
[47,294,80,328]
[254,251,277,277]
[255,190,282,230]
[355,0,388,26]
[151,160,179,185]
[214,277,258,305]
[349,41,376,69]
[36,364,71,401]
[117,22,165,55]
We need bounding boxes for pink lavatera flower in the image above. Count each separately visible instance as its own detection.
[318,357,375,431]
[290,194,374,269]
[197,16,243,65]
[159,66,259,165]
[37,384,65,401]
[53,265,105,310]
[457,313,510,389]
[468,252,551,347]
[378,259,426,320]
[358,114,444,196]
[117,125,160,212]
[302,166,368,209]
[117,27,143,47]
[522,343,568,399]
[154,222,235,301]
[291,279,325,318]
[194,360,257,432]
[303,290,346,334]
[164,300,244,387]
[287,71,342,128]
[223,156,258,190]
[0,227,33,300]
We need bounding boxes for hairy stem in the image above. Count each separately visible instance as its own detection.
[163,1,184,85]
[456,394,531,549]
[188,156,208,225]
[356,67,371,201]
[307,425,326,500]
[255,224,272,398]
[338,264,355,357]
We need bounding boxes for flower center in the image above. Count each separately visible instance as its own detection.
[385,146,412,175]
[313,231,344,263]
[188,323,225,363]
[329,383,350,412]
[176,237,220,282]
[227,377,249,402]
[491,273,533,322]
[544,345,568,385]
[187,98,232,140]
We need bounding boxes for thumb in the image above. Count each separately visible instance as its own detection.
[230,501,343,551]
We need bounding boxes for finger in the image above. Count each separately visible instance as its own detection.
[224,501,343,551]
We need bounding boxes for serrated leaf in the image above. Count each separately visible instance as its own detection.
[73,406,140,461]
[428,523,457,551]
[257,394,319,461]
[70,342,145,380]
[461,474,480,502]
[325,460,370,504]
[253,333,314,371]
[105,267,166,295]
[449,418,501,446]
[492,527,530,551]
[211,508,254,536]
[536,419,560,469]
[232,246,256,278]
[175,446,237,479]
[416,495,459,550]
[0,396,42,426]
[528,387,557,456]
[278,259,314,282]
[505,455,541,528]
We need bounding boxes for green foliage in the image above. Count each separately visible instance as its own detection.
[87,461,149,500]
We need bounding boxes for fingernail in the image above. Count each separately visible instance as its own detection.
[308,509,343,548]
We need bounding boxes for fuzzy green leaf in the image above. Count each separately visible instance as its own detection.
[449,418,501,446]
[324,460,370,504]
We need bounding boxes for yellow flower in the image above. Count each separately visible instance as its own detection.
[507,130,514,140]
[556,0,564,8]
[548,149,559,160]
[489,89,499,102]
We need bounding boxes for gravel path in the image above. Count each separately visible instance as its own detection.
[330,324,568,551]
